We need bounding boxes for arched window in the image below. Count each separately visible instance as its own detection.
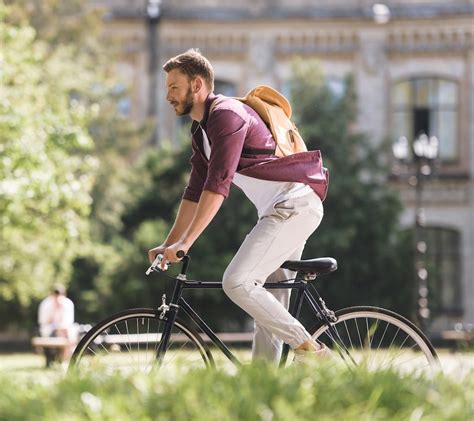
[423,227,462,317]
[391,77,458,161]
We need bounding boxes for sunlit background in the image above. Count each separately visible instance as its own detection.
[1,0,473,354]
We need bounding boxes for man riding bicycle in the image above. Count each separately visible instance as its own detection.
[148,49,329,364]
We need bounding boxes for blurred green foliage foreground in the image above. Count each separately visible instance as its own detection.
[1,362,473,420]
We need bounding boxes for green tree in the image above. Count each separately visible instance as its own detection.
[0,1,146,329]
[289,60,414,319]
[0,2,96,317]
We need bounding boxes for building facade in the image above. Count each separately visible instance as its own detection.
[93,0,474,335]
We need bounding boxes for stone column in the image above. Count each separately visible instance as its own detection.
[465,46,474,325]
[354,28,388,146]
[244,34,276,90]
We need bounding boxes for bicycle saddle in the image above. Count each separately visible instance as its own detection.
[280,257,337,276]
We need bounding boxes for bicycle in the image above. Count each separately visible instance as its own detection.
[69,253,439,373]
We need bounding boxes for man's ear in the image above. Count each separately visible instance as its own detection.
[192,77,203,94]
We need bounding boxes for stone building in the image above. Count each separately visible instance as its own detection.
[92,0,473,336]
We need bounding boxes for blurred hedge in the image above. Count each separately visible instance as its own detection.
[0,363,472,420]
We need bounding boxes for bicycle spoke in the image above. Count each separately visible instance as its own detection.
[366,318,379,365]
[343,320,354,351]
[315,323,356,368]
[98,341,110,354]
[146,318,151,367]
[114,324,131,354]
[375,320,390,353]
[311,308,437,373]
[71,312,211,372]
[377,327,402,368]
[161,339,197,369]
[354,318,363,351]
[125,320,136,367]
[381,339,420,370]
[330,326,356,365]
[153,319,163,356]
[87,346,98,356]
[389,349,431,371]
[137,318,140,369]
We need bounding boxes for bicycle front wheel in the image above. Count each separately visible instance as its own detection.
[311,306,439,373]
[69,308,214,373]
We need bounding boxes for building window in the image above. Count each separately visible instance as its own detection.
[281,76,346,103]
[391,78,458,162]
[423,227,462,317]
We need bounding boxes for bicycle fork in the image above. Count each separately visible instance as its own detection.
[154,294,179,364]
[155,273,187,364]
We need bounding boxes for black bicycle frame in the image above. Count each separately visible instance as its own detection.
[155,274,335,367]
[154,255,351,367]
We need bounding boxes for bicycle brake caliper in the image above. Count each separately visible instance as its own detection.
[319,297,338,323]
[157,294,170,320]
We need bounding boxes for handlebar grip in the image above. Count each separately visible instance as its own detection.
[176,250,185,259]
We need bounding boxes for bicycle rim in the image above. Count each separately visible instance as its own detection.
[311,306,439,373]
[69,309,213,374]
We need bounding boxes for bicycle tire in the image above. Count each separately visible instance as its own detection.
[69,308,214,373]
[310,306,439,372]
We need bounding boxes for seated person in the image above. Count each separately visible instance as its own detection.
[38,284,77,363]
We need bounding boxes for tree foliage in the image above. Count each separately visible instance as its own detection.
[0,2,96,307]
[0,0,145,328]
[289,60,414,318]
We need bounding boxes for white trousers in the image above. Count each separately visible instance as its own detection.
[222,191,324,363]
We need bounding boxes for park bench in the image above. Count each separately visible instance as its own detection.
[32,332,253,350]
[96,332,253,346]
[32,331,253,365]
[31,336,78,367]
[31,336,71,349]
[441,329,474,347]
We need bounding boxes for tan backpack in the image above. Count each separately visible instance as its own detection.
[210,85,308,158]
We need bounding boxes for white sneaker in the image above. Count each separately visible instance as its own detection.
[293,343,332,365]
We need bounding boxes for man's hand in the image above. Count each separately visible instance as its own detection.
[148,245,167,264]
[147,191,223,270]
[160,241,189,270]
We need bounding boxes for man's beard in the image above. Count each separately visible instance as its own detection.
[176,87,194,116]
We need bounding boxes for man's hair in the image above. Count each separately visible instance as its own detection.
[52,284,66,296]
[163,49,214,91]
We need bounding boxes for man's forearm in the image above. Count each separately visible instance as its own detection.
[164,199,198,245]
[180,190,224,247]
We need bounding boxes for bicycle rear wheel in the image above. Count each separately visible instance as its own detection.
[69,308,214,373]
[311,306,439,373]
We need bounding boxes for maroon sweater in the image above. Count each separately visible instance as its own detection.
[183,93,329,203]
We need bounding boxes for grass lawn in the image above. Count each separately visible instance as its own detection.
[2,348,472,376]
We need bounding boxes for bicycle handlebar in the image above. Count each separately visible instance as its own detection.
[145,250,188,276]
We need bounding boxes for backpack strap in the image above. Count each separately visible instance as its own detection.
[208,96,276,157]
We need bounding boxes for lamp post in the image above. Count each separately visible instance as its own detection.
[146,0,161,145]
[392,134,439,331]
